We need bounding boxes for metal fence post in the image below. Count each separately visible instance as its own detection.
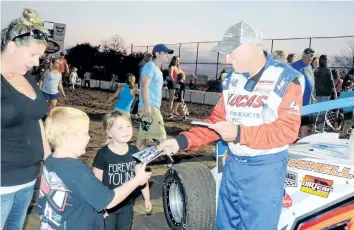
[195,42,199,77]
[147,46,149,53]
[271,39,274,53]
[309,38,312,48]
[178,43,181,57]
[131,44,133,54]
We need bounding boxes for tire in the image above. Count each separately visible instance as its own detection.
[162,162,216,230]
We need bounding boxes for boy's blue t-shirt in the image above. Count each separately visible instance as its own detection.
[38,154,115,230]
[291,60,314,106]
[138,61,164,108]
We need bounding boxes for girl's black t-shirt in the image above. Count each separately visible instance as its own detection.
[1,72,48,186]
[92,145,140,208]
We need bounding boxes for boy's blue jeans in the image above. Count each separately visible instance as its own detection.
[216,150,287,230]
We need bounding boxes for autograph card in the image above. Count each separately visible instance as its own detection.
[132,146,163,164]
[191,120,215,127]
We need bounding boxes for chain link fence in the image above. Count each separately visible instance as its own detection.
[130,35,354,81]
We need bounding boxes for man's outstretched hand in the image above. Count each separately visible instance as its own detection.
[157,139,180,156]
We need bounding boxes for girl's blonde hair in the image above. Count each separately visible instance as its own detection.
[103,110,132,134]
[1,8,48,53]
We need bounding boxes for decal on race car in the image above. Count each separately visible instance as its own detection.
[300,175,334,198]
[285,171,298,187]
[288,159,353,179]
[282,193,293,209]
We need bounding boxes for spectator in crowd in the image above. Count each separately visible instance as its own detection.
[58,51,69,84]
[292,48,316,138]
[339,79,354,139]
[167,56,196,117]
[311,57,319,70]
[84,71,91,88]
[313,55,337,132]
[136,44,174,149]
[167,56,181,116]
[272,50,287,62]
[287,53,297,64]
[172,72,189,120]
[341,70,347,80]
[332,69,343,98]
[220,69,227,78]
[1,8,51,230]
[110,73,118,91]
[342,67,354,91]
[106,73,139,117]
[39,58,67,113]
[69,67,78,91]
[41,54,52,69]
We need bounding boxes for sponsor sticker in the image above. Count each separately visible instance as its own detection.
[276,78,287,92]
[258,80,274,85]
[300,175,333,198]
[230,78,238,87]
[288,159,354,179]
[282,193,293,208]
[254,86,272,94]
[285,171,298,187]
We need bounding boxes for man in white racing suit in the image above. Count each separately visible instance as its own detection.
[158,21,305,230]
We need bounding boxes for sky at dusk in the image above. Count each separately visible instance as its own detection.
[2,1,354,76]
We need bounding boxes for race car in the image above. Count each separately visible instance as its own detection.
[162,98,354,230]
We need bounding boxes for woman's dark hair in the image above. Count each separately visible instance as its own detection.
[169,56,179,68]
[319,55,328,68]
[331,69,340,80]
[138,53,152,71]
[126,73,135,88]
[287,53,296,63]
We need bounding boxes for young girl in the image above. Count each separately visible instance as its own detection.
[92,111,152,230]
[172,72,189,119]
[69,67,78,91]
[106,73,139,116]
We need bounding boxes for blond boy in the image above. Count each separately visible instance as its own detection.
[37,107,151,230]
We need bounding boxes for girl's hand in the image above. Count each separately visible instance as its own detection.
[145,199,152,213]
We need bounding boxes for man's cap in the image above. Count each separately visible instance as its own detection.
[303,48,315,55]
[152,44,174,55]
[212,21,263,54]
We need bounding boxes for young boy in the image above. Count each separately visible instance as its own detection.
[37,107,151,230]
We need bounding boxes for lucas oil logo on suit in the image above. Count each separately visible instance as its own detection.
[227,94,267,108]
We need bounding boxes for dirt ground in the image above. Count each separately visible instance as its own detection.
[24,87,216,230]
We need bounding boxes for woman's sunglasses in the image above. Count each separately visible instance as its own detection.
[12,29,48,42]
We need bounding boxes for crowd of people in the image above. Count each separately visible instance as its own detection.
[271,48,354,139]
[1,8,353,230]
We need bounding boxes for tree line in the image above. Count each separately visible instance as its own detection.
[64,35,148,83]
